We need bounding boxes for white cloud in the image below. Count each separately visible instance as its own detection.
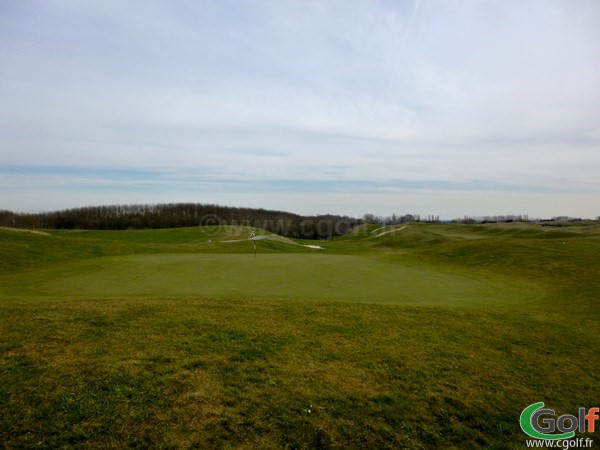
[1,0,599,216]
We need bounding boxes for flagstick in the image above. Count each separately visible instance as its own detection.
[250,228,257,258]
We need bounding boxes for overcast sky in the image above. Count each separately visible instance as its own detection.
[1,0,599,218]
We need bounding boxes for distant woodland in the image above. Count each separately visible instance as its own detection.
[1,204,593,239]
[0,204,360,240]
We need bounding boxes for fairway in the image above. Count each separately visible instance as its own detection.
[0,253,539,306]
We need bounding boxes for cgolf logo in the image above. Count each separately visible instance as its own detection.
[520,402,598,440]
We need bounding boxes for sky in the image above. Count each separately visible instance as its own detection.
[1,0,599,219]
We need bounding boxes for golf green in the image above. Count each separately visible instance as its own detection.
[0,253,541,306]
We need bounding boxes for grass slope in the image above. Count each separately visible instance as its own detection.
[1,223,599,448]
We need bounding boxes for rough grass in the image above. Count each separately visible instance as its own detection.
[1,222,599,448]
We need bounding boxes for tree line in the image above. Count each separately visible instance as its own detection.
[0,204,360,240]
[362,213,441,224]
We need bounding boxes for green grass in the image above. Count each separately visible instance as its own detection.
[0,253,540,306]
[1,222,599,448]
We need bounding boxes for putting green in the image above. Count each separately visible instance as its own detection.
[0,253,541,306]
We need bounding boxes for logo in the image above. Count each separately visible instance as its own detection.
[520,402,599,440]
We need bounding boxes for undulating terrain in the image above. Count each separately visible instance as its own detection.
[1,222,599,448]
